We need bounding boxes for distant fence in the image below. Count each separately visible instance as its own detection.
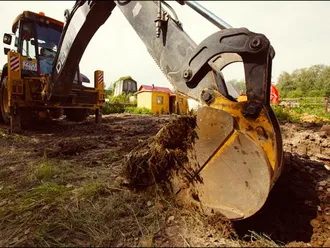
[279,97,329,114]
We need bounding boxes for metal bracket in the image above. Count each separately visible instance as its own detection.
[154,1,169,38]
[179,28,274,105]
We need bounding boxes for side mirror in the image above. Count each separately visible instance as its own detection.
[30,39,35,46]
[3,33,12,45]
[4,48,10,55]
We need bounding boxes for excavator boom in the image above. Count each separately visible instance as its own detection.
[50,0,283,220]
[49,1,116,99]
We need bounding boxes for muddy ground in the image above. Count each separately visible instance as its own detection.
[0,114,329,247]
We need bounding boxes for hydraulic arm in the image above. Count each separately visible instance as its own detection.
[50,0,283,220]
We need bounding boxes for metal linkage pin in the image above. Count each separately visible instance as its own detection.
[154,1,162,38]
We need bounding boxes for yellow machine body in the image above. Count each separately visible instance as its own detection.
[1,11,105,130]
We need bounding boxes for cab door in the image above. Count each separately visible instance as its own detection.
[18,21,38,77]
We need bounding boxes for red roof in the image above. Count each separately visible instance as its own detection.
[138,85,173,94]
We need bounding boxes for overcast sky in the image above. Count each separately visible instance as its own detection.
[0,1,329,90]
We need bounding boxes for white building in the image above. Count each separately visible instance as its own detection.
[113,76,138,96]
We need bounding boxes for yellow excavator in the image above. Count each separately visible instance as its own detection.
[2,1,283,221]
[1,10,105,132]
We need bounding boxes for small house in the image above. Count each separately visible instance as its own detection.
[137,84,188,114]
[113,76,138,96]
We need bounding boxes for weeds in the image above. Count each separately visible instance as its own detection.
[243,231,282,247]
[75,181,110,200]
[0,154,164,247]
[102,93,137,114]
[17,182,69,212]
[276,97,330,122]
[35,161,57,182]
[291,105,330,121]
[124,107,153,115]
[272,105,300,122]
[102,103,126,114]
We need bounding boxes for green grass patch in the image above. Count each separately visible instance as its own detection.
[75,181,110,201]
[35,161,57,182]
[124,107,152,115]
[22,159,60,186]
[17,182,70,212]
[271,105,300,122]
[291,104,330,121]
[102,103,126,114]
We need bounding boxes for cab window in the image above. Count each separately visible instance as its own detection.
[20,22,36,59]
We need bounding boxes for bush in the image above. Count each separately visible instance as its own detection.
[124,107,152,115]
[286,89,304,98]
[102,103,125,114]
[271,105,300,122]
[307,90,324,97]
[109,94,134,104]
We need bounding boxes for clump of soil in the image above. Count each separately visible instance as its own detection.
[123,116,197,189]
[46,139,98,158]
[205,213,238,239]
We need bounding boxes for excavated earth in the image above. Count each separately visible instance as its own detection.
[0,114,329,247]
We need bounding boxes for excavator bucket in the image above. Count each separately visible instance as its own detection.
[175,90,283,220]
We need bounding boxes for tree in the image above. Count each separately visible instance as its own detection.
[276,64,330,98]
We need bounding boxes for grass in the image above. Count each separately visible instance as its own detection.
[102,103,126,114]
[0,166,283,247]
[124,107,153,115]
[0,155,166,247]
[242,231,282,247]
[74,181,110,200]
[291,105,330,121]
[0,127,25,142]
[35,161,58,182]
[102,105,153,115]
[274,97,330,123]
[272,105,300,122]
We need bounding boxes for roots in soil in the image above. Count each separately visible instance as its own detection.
[123,116,197,190]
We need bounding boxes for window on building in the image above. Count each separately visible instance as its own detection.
[157,96,163,104]
[123,80,128,91]
[178,98,183,104]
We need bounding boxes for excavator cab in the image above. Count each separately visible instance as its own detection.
[1,11,105,131]
[9,11,82,83]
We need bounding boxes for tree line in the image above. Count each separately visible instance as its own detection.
[229,64,330,99]
[276,64,330,98]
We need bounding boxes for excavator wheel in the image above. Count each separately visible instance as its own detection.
[49,108,63,120]
[64,108,89,122]
[0,76,11,124]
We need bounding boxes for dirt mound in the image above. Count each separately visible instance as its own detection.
[123,116,197,189]
[46,139,99,158]
[123,117,330,247]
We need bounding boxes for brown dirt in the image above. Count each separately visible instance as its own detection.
[0,114,329,247]
[123,116,197,189]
